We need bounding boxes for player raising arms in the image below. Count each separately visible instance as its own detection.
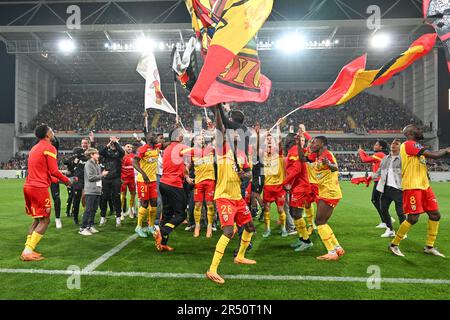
[186,132,216,238]
[21,125,72,261]
[262,128,288,238]
[389,124,450,258]
[133,132,162,238]
[206,104,255,284]
[309,136,344,261]
[121,144,137,219]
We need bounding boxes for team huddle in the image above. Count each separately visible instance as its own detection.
[20,103,450,284]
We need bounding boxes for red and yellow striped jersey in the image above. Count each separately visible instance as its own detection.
[400,141,429,190]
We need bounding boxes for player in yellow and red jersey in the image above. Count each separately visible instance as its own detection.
[206,105,255,285]
[120,144,136,219]
[185,133,216,238]
[389,124,450,258]
[309,136,344,261]
[359,140,390,228]
[261,129,288,238]
[22,125,72,261]
[132,132,163,238]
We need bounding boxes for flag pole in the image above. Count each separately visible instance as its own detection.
[269,107,300,132]
[173,81,186,131]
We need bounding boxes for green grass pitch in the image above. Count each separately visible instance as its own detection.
[0,179,449,300]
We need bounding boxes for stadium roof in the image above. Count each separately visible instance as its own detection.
[0,0,438,84]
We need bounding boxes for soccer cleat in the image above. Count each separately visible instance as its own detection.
[389,245,405,257]
[424,247,445,258]
[212,225,217,232]
[78,228,93,236]
[206,271,225,284]
[287,229,297,236]
[206,226,213,238]
[316,253,339,261]
[159,245,174,252]
[184,225,195,231]
[262,230,271,238]
[335,247,345,257]
[234,257,257,265]
[281,229,288,238]
[115,217,121,227]
[194,226,200,238]
[381,229,395,238]
[88,226,99,234]
[376,222,387,229]
[120,213,125,221]
[153,229,163,251]
[99,217,106,226]
[55,218,62,229]
[135,226,148,238]
[294,241,313,252]
[290,238,302,248]
[20,252,44,261]
[146,226,156,235]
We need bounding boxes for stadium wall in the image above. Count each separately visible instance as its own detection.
[0,124,14,162]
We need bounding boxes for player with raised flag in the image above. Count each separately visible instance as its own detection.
[21,124,73,261]
[389,124,450,258]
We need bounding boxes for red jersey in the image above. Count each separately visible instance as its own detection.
[121,153,135,181]
[359,150,386,181]
[284,145,310,191]
[160,142,190,188]
[25,139,69,188]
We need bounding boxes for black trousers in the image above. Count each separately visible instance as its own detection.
[371,181,384,222]
[50,183,61,219]
[100,178,122,218]
[379,186,406,230]
[81,195,100,229]
[71,186,83,222]
[159,182,187,245]
[65,186,74,216]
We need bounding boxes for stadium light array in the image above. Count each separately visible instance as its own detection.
[370,33,391,49]
[276,33,305,53]
[58,39,76,53]
[135,37,156,53]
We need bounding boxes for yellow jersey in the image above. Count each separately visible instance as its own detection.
[313,149,342,200]
[136,144,160,183]
[263,150,285,186]
[188,146,215,184]
[214,144,249,201]
[400,141,429,190]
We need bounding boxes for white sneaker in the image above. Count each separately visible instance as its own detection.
[99,217,107,226]
[88,226,99,234]
[376,222,387,229]
[79,228,93,236]
[389,245,405,257]
[381,229,395,238]
[120,213,125,221]
[184,225,194,231]
[424,247,445,258]
[116,217,121,227]
[212,226,217,232]
[55,218,62,229]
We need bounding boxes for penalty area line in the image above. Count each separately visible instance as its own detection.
[0,268,450,285]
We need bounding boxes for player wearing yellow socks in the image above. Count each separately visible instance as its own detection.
[133,132,162,238]
[206,105,255,285]
[389,124,449,258]
[309,136,344,261]
[262,131,287,238]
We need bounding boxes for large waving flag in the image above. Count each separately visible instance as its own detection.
[301,33,437,110]
[184,0,273,107]
[136,52,177,114]
[424,0,450,72]
[171,37,198,92]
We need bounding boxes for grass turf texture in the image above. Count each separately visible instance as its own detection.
[0,179,449,300]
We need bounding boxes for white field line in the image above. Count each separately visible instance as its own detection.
[1,268,450,285]
[82,234,138,272]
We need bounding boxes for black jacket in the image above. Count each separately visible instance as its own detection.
[100,142,125,180]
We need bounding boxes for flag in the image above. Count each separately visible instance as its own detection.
[301,34,437,110]
[351,176,372,187]
[136,52,177,114]
[171,37,198,92]
[424,0,450,72]
[184,0,273,107]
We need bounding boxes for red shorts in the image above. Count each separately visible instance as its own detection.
[317,197,340,208]
[216,198,252,228]
[121,179,136,193]
[245,183,252,205]
[290,189,316,208]
[137,181,157,200]
[24,186,52,218]
[403,188,439,215]
[194,179,215,202]
[310,183,319,198]
[263,185,286,206]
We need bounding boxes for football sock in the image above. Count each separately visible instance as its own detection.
[294,217,309,241]
[194,206,202,227]
[236,230,253,260]
[426,220,440,248]
[279,210,287,231]
[207,204,215,227]
[305,206,315,226]
[264,210,271,231]
[209,235,231,273]
[148,206,157,227]
[129,195,135,211]
[25,231,43,253]
[137,207,147,228]
[120,192,126,212]
[392,221,413,246]
[317,224,335,252]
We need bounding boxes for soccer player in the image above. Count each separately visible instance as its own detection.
[21,125,72,261]
[121,144,136,219]
[283,133,315,252]
[309,136,345,261]
[187,133,216,238]
[206,105,255,285]
[262,130,288,238]
[389,124,450,258]
[133,132,162,238]
[358,140,390,228]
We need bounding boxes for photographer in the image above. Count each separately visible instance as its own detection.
[99,136,125,227]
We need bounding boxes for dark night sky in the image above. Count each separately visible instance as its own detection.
[0,42,14,124]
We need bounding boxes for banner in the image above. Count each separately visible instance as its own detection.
[171,37,198,92]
